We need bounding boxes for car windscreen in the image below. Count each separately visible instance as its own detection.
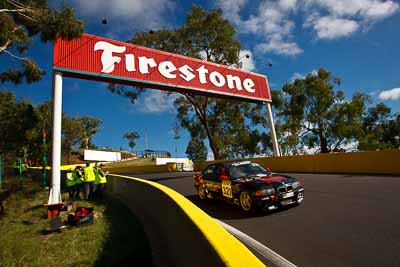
[228,163,268,180]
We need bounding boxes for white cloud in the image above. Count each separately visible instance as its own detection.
[290,69,317,82]
[219,0,399,54]
[362,1,398,20]
[279,0,298,10]
[304,0,399,20]
[137,90,179,113]
[303,0,399,39]
[310,69,318,76]
[255,36,303,56]
[72,0,174,30]
[217,0,248,22]
[291,72,305,81]
[378,88,400,100]
[310,16,359,39]
[219,0,303,56]
[238,50,255,71]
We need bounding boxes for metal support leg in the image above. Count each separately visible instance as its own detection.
[265,102,281,157]
[49,71,63,205]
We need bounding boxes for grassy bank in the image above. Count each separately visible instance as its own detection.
[0,177,152,267]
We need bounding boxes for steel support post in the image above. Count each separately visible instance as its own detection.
[265,102,281,157]
[49,71,63,205]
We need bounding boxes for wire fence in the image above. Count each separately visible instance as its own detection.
[0,149,48,190]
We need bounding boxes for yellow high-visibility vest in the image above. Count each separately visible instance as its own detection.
[73,171,83,184]
[84,166,96,182]
[94,169,107,184]
[66,172,75,187]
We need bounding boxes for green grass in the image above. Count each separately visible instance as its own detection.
[0,177,153,267]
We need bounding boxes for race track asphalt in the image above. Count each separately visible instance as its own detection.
[125,172,400,267]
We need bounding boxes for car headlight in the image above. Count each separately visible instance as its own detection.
[266,187,275,194]
[255,188,275,196]
[292,181,301,189]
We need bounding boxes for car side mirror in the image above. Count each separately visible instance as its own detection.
[265,166,271,172]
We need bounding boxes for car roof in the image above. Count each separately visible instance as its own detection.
[224,160,253,167]
[204,160,255,169]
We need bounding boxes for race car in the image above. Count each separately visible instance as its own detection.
[194,161,304,213]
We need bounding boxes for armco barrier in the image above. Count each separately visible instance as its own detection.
[194,150,400,175]
[104,164,169,174]
[107,174,265,267]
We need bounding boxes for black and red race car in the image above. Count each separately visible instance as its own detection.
[194,161,304,213]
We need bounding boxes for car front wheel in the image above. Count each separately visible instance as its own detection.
[239,191,253,211]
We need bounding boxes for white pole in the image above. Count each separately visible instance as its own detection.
[145,128,148,151]
[265,102,281,157]
[49,71,63,204]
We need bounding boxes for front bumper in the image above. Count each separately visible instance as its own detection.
[254,187,304,211]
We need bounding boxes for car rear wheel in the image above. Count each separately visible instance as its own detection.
[239,191,253,211]
[198,185,206,200]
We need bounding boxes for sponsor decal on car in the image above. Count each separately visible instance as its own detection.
[222,180,233,198]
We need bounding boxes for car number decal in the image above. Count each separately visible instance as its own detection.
[222,180,233,198]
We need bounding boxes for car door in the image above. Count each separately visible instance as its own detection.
[226,165,244,200]
[216,164,234,199]
[202,164,221,195]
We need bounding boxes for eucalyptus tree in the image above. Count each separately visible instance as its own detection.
[123,131,140,152]
[277,68,369,153]
[118,5,262,160]
[0,0,83,84]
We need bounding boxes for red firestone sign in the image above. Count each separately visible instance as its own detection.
[53,34,271,102]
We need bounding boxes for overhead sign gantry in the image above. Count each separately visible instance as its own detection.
[54,34,272,102]
[48,34,280,206]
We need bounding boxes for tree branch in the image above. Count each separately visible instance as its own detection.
[2,0,39,21]
[184,94,205,122]
[0,8,27,13]
[299,129,309,138]
[2,49,29,61]
[202,97,208,119]
[0,40,12,54]
[301,122,315,133]
[183,93,219,158]
[332,138,344,151]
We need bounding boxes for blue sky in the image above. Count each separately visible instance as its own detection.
[1,0,400,158]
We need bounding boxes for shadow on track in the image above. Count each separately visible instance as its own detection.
[186,194,296,220]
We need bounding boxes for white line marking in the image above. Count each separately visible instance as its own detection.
[215,219,298,267]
